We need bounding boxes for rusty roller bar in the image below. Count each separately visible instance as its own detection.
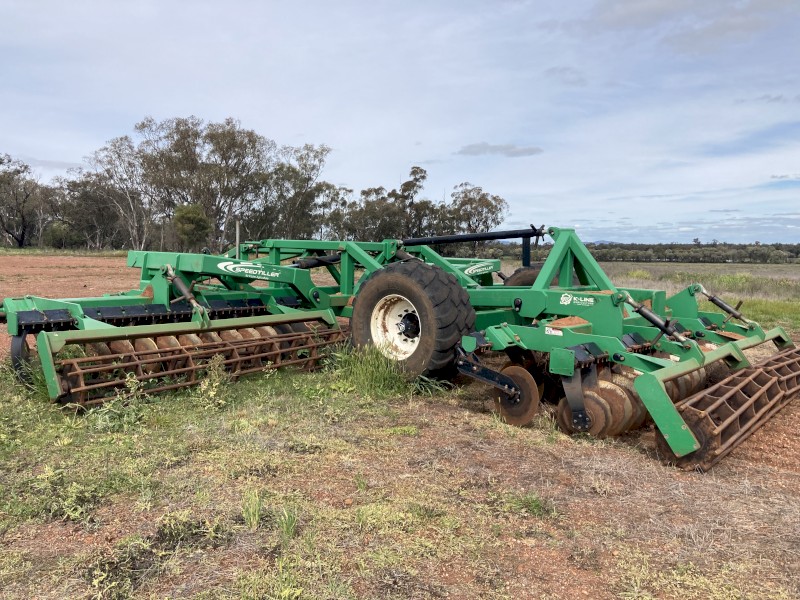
[661,346,800,471]
[56,324,344,407]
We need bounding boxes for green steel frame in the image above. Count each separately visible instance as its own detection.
[2,226,793,459]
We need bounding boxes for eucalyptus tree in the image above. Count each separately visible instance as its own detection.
[134,116,277,250]
[0,154,49,247]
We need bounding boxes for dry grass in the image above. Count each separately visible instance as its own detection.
[2,352,800,598]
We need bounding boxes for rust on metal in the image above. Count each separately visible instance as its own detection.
[55,323,345,407]
[661,346,800,471]
[548,316,590,329]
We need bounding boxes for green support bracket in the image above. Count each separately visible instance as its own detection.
[549,348,575,376]
[633,366,702,456]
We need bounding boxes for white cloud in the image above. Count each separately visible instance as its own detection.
[455,142,544,157]
[543,66,587,87]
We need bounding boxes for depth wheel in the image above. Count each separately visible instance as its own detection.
[351,261,475,377]
[503,264,544,287]
[503,263,579,287]
[492,365,541,426]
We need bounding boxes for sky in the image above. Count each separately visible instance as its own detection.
[1,0,799,243]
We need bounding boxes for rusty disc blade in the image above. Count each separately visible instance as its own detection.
[556,391,612,438]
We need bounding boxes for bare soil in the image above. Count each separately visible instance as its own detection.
[0,255,134,356]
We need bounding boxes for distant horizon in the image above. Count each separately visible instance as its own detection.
[491,236,796,247]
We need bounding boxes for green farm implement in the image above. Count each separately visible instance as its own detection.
[2,226,798,471]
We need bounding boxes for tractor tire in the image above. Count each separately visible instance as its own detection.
[351,261,475,377]
[503,263,544,287]
[504,262,579,287]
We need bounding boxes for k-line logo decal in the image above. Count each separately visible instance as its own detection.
[559,293,595,307]
[217,261,281,279]
[463,262,495,276]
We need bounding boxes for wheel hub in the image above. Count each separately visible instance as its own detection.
[369,294,422,360]
[397,312,420,338]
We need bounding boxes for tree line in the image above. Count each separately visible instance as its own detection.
[0,116,507,253]
[585,241,800,264]
[2,117,796,264]
[493,240,800,264]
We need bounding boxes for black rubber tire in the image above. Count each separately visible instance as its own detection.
[504,262,580,287]
[503,263,544,287]
[351,261,475,377]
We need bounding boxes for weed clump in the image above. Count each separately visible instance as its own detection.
[154,509,227,548]
[324,344,448,400]
[238,557,304,600]
[86,373,146,433]
[194,353,231,409]
[83,510,227,599]
[241,489,264,531]
[503,491,557,518]
[28,466,105,523]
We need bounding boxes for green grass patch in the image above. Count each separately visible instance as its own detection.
[614,547,793,599]
[241,489,265,531]
[323,344,413,398]
[385,425,419,437]
[623,268,652,280]
[734,299,800,334]
[502,491,557,518]
[237,557,306,600]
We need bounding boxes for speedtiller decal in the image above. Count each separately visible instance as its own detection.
[217,261,281,279]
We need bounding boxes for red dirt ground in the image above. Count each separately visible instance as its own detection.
[0,255,134,357]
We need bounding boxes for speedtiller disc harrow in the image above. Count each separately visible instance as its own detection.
[2,225,796,471]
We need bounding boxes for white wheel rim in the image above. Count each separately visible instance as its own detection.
[369,294,421,360]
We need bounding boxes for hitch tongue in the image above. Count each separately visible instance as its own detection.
[164,264,209,326]
[164,265,204,312]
